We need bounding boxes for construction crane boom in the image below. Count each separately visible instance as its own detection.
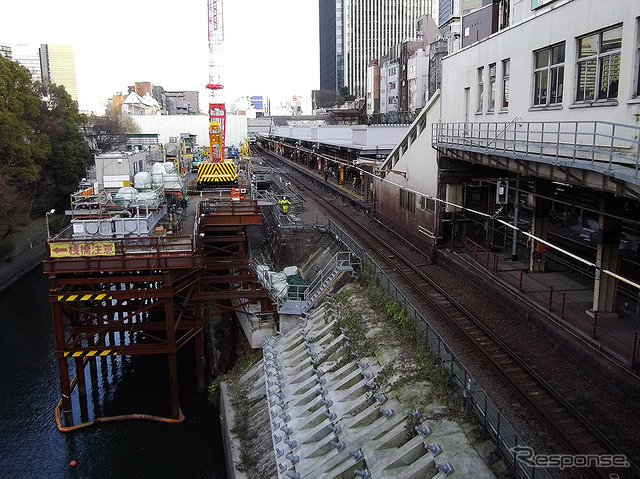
[198,0,238,187]
[206,0,225,164]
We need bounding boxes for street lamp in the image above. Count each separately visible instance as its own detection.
[46,208,55,240]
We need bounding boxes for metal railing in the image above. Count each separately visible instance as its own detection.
[304,251,359,304]
[327,220,552,479]
[47,225,195,260]
[433,120,640,180]
[463,237,640,367]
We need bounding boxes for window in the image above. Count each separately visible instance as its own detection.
[635,20,640,97]
[477,67,484,112]
[419,196,435,211]
[488,63,497,111]
[502,59,510,110]
[533,43,565,106]
[400,190,416,213]
[576,25,622,102]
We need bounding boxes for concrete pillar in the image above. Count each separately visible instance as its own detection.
[592,195,622,316]
[529,180,552,272]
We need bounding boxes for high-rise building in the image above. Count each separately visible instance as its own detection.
[319,0,343,92]
[11,43,42,80]
[0,42,11,59]
[320,1,436,98]
[39,44,78,102]
[344,0,437,98]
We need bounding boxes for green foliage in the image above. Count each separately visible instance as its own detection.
[121,115,140,134]
[0,56,90,219]
[0,56,49,186]
[342,263,453,406]
[207,350,262,407]
[34,84,90,212]
[0,173,29,241]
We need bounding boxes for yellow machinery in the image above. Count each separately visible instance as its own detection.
[196,120,237,187]
[240,138,251,160]
[197,0,238,188]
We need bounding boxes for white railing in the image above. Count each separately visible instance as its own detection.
[433,120,640,180]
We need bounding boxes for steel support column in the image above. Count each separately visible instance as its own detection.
[529,179,552,273]
[592,195,623,316]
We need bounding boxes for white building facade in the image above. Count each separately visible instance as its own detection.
[378,0,640,250]
[379,60,400,115]
[440,0,638,127]
[408,49,429,111]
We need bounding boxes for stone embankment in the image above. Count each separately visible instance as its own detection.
[0,228,47,294]
[220,283,500,479]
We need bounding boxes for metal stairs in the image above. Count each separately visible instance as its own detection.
[279,251,360,315]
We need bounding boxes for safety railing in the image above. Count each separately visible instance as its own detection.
[46,225,195,260]
[433,120,640,180]
[327,220,552,479]
[463,237,639,367]
[304,251,360,304]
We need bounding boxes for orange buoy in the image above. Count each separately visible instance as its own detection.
[70,460,77,467]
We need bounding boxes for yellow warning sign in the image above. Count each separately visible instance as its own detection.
[50,242,116,258]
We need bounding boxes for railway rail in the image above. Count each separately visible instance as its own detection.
[254,147,637,479]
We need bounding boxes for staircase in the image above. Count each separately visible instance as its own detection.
[279,251,360,315]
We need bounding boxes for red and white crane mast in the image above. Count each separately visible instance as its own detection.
[206,0,225,163]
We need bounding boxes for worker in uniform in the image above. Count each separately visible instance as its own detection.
[279,196,291,214]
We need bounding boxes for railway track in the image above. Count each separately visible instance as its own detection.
[254,147,636,479]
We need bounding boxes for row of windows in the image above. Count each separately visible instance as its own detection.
[399,192,436,213]
[476,23,627,113]
[477,59,510,113]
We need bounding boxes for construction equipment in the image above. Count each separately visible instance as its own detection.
[198,0,238,187]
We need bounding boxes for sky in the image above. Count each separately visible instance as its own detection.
[3,0,320,114]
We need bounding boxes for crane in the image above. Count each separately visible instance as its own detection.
[198,0,237,187]
[206,0,224,163]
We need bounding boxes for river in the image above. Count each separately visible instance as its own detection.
[0,266,227,479]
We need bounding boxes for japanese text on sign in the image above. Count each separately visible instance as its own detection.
[50,242,116,258]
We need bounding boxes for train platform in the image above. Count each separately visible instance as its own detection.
[258,148,373,212]
[447,239,640,369]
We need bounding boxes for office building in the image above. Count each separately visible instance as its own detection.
[320,0,437,98]
[39,44,78,101]
[344,0,436,98]
[11,43,42,80]
[0,42,11,59]
[319,0,343,92]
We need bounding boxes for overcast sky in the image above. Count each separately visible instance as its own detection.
[3,0,319,113]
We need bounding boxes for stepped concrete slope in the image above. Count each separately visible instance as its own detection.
[222,293,497,479]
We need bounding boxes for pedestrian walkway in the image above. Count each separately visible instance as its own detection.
[456,238,640,368]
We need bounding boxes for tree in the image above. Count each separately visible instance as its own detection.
[0,173,29,240]
[33,83,91,212]
[339,87,356,102]
[84,113,140,154]
[314,89,341,109]
[0,56,50,188]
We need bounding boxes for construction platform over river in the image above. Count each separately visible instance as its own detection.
[42,149,281,429]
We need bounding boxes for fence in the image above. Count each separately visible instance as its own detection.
[328,220,552,479]
[433,120,640,180]
[463,237,640,367]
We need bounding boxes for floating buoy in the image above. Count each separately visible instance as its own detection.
[70,460,77,467]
